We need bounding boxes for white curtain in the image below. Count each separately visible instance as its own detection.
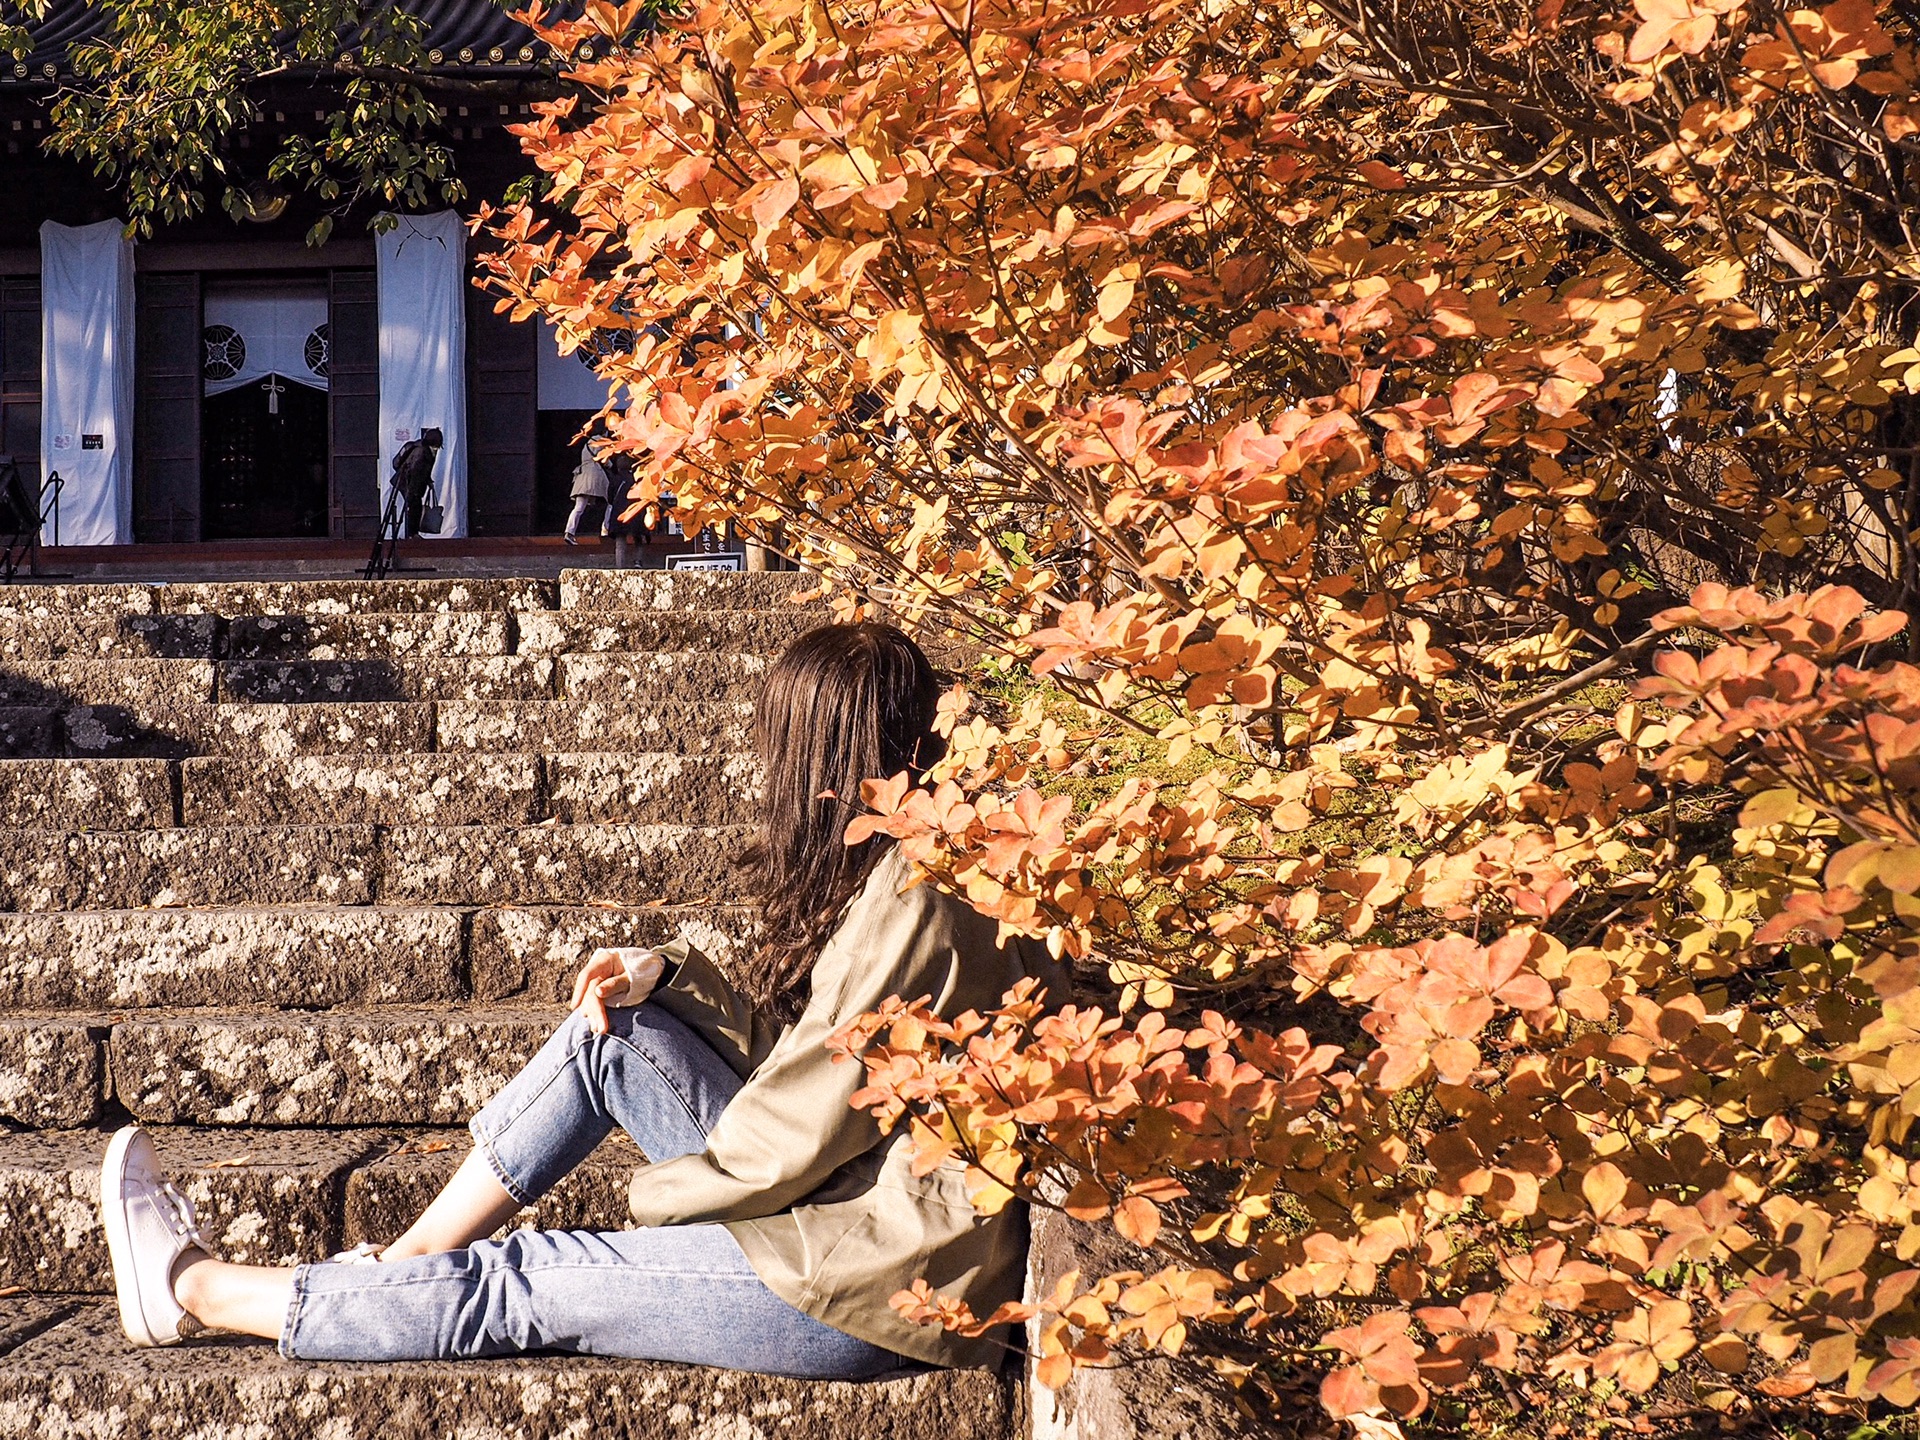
[39,219,135,546]
[537,316,625,411]
[203,292,329,398]
[376,211,467,537]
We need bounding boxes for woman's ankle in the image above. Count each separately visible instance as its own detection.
[169,1246,213,1317]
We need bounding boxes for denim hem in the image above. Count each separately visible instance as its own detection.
[468,1114,536,1208]
[277,1263,310,1358]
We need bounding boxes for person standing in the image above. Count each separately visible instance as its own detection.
[563,439,610,545]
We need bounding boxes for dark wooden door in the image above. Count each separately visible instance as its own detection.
[132,272,201,543]
[329,268,380,539]
[465,284,537,535]
[1,278,41,503]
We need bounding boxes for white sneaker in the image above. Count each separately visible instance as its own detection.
[327,1242,384,1264]
[100,1126,208,1347]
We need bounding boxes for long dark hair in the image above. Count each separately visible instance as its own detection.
[739,622,944,1020]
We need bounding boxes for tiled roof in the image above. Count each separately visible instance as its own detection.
[2,1,589,83]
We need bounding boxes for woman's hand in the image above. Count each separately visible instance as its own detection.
[569,947,667,1033]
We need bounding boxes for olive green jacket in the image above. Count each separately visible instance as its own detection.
[634,847,1063,1369]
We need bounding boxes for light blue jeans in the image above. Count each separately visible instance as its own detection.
[278,1004,902,1378]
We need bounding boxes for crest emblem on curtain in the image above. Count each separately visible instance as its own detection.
[203,325,247,382]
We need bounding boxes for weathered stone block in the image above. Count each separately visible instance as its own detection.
[560,567,826,612]
[0,1300,1015,1440]
[544,752,760,826]
[433,698,753,755]
[1026,1207,1257,1440]
[109,1007,561,1126]
[378,823,753,907]
[181,754,542,827]
[155,576,557,616]
[164,702,436,759]
[0,708,58,758]
[221,654,554,703]
[0,759,173,829]
[469,904,753,1002]
[0,1128,393,1292]
[343,1130,642,1244]
[0,826,378,912]
[227,611,513,661]
[0,584,157,619]
[515,608,819,657]
[0,614,219,661]
[0,908,464,1009]
[0,659,215,709]
[561,651,770,704]
[0,1019,104,1127]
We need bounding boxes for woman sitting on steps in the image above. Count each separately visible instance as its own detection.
[97,622,1060,1377]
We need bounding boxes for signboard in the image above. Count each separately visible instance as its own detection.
[666,552,745,572]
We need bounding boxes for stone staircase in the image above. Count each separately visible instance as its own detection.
[0,571,1017,1439]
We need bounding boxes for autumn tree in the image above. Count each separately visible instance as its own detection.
[483,0,1920,1427]
[0,0,594,242]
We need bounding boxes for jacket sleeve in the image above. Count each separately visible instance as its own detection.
[646,938,769,1080]
[626,875,962,1229]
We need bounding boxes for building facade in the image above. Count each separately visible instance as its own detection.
[0,2,615,548]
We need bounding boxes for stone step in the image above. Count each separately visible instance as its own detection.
[0,583,159,618]
[181,754,545,827]
[560,567,826,611]
[0,1127,642,1295]
[172,753,757,827]
[560,651,770,703]
[23,700,433,760]
[515,607,820,656]
[0,759,174,829]
[153,576,558,615]
[376,823,752,908]
[154,701,437,758]
[0,903,751,1010]
[106,1005,563,1125]
[220,654,555,703]
[546,753,760,826]
[226,610,515,659]
[0,614,220,660]
[0,908,465,1010]
[25,700,747,761]
[0,708,56,757]
[0,659,215,710]
[0,825,381,913]
[434,698,753,754]
[0,1298,1012,1440]
[0,1017,105,1126]
[0,1127,393,1292]
[0,824,751,912]
[470,903,753,1002]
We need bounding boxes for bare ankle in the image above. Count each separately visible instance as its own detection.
[169,1247,212,1315]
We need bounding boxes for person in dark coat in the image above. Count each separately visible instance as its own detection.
[391,427,444,537]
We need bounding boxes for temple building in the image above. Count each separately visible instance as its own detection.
[0,1,650,558]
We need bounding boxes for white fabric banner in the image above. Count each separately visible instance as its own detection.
[40,219,135,547]
[203,292,330,398]
[376,211,467,537]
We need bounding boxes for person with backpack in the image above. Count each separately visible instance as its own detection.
[563,438,610,545]
[392,427,444,538]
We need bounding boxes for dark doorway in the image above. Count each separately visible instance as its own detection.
[202,380,330,539]
[537,409,600,534]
